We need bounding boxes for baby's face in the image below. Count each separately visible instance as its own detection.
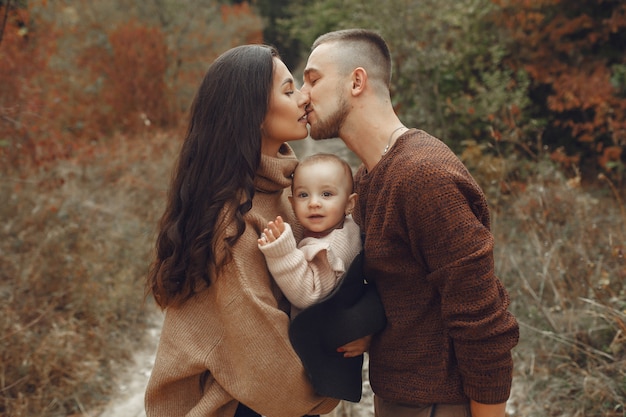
[291,160,353,235]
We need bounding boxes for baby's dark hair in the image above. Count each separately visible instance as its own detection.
[293,153,354,193]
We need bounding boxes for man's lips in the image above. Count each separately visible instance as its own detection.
[303,106,313,122]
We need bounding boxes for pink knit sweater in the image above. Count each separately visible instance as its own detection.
[259,216,361,315]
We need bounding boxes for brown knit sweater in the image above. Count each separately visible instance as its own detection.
[144,145,338,417]
[353,130,519,406]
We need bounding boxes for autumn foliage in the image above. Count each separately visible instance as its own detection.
[0,3,65,170]
[0,4,173,171]
[0,1,263,174]
[493,0,626,177]
[0,1,624,416]
[79,19,173,135]
[0,1,263,415]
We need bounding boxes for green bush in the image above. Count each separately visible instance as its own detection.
[278,0,537,155]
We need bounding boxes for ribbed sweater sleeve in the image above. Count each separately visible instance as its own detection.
[259,217,361,310]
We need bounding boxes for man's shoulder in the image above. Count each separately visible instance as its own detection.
[395,130,464,173]
[400,129,453,157]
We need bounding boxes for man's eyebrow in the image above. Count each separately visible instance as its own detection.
[303,68,319,79]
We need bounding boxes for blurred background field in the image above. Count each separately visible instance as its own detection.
[1,0,625,416]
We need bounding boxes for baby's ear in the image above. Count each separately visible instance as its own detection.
[345,193,357,215]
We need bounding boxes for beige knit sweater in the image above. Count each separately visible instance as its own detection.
[144,146,338,417]
[259,216,361,315]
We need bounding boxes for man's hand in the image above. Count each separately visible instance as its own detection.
[337,335,372,358]
[258,216,286,246]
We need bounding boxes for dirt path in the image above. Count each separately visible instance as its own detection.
[95,316,162,417]
[93,312,374,417]
[94,314,519,417]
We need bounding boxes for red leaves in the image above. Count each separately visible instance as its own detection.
[494,0,626,176]
[0,3,63,172]
[104,20,172,132]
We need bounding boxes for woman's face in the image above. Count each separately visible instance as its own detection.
[261,58,310,156]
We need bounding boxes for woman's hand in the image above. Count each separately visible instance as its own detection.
[337,335,372,358]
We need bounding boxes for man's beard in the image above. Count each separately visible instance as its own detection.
[309,95,349,140]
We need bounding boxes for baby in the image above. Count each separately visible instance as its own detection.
[258,153,361,315]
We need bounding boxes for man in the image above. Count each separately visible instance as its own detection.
[300,29,519,417]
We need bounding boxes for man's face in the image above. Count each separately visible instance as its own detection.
[301,43,349,140]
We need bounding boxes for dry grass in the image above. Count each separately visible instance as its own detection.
[0,131,179,416]
[1,132,624,416]
[490,162,626,417]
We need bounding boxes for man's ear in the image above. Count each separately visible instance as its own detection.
[345,193,357,215]
[351,68,367,96]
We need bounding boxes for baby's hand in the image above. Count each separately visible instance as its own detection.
[258,216,286,246]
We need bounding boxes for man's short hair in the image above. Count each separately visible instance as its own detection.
[312,29,392,89]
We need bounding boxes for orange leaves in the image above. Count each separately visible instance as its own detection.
[77,19,173,136]
[493,0,626,177]
[547,65,614,112]
[545,14,596,46]
[105,20,172,132]
[221,2,254,22]
[550,146,580,168]
[0,3,64,172]
[220,2,263,44]
[597,145,623,170]
[546,64,626,145]
[606,2,626,33]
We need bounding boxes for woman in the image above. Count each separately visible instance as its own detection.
[144,45,338,417]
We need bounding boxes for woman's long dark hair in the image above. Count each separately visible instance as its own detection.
[147,45,278,309]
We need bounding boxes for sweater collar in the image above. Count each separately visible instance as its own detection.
[255,144,298,193]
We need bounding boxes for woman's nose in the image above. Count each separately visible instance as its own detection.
[297,88,310,107]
